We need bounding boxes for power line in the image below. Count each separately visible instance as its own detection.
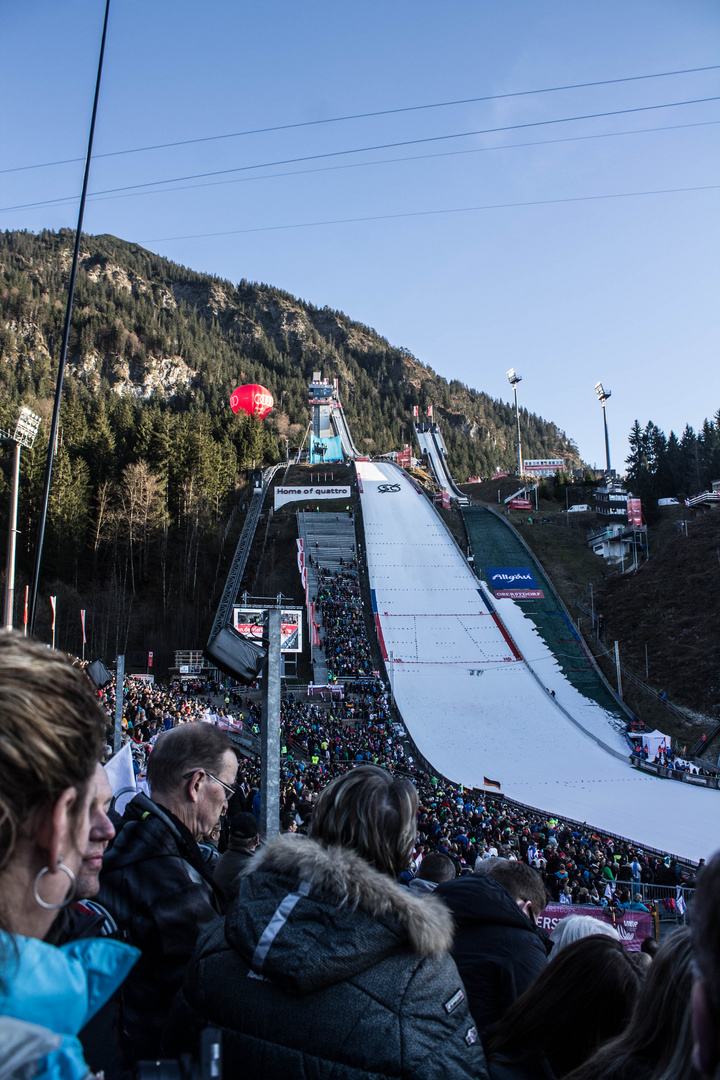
[1,63,718,177]
[143,185,720,243]
[1,96,717,215]
[4,119,717,216]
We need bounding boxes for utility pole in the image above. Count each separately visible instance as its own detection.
[114,654,125,754]
[3,408,41,630]
[507,369,523,477]
[29,0,111,634]
[594,382,612,475]
[260,608,281,840]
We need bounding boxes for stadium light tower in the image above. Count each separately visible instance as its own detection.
[3,407,41,630]
[507,368,523,477]
[594,382,612,476]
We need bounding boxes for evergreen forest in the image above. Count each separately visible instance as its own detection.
[625,416,720,504]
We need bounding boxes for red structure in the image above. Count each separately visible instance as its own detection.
[230,384,274,419]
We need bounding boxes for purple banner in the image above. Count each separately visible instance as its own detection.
[538,903,653,952]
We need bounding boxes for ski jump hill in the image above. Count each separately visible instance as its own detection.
[356,459,715,861]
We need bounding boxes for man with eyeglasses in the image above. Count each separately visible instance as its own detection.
[98,724,238,1063]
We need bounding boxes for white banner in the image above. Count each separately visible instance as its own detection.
[104,742,137,814]
[274,485,350,510]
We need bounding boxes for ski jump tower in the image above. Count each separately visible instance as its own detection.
[307,372,359,462]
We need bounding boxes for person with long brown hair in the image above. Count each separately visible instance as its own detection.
[0,632,138,1080]
[484,935,642,1079]
[564,928,695,1080]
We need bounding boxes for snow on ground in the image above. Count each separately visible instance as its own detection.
[357,460,719,862]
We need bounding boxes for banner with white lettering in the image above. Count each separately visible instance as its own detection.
[537,903,652,951]
[486,566,545,599]
[274,485,351,510]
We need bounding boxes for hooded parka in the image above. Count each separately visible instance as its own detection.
[435,874,550,1034]
[166,834,489,1079]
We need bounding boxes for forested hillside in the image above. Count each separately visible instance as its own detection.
[625,417,720,505]
[0,228,581,665]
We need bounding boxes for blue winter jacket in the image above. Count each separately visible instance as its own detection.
[0,930,139,1080]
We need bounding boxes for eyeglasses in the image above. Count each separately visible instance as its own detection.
[183,770,236,797]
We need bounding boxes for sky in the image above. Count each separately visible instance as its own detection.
[1,1,718,471]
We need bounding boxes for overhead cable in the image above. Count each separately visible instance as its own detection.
[1,63,717,176]
[143,185,720,243]
[1,96,717,215]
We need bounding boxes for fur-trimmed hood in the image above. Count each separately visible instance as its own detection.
[225,834,454,994]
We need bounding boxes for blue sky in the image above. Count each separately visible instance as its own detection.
[2,0,718,472]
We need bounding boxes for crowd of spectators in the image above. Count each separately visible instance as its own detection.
[3,631,718,1080]
[631,738,715,778]
[101,670,697,909]
[315,567,374,677]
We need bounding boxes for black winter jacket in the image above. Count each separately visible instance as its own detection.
[435,875,550,1034]
[212,839,256,899]
[166,834,489,1079]
[97,793,226,1061]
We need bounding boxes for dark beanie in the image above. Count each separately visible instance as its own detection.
[230,811,260,839]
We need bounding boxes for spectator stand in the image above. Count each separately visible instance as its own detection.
[297,510,363,684]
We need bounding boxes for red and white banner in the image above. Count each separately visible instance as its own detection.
[509,498,533,511]
[148,651,153,668]
[49,595,56,629]
[80,609,86,645]
[397,447,412,468]
[233,607,303,653]
[413,405,418,418]
[427,405,433,418]
[538,903,652,951]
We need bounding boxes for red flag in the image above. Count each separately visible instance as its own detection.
[80,609,86,645]
[413,405,418,418]
[428,405,433,418]
[49,596,56,630]
[23,586,28,630]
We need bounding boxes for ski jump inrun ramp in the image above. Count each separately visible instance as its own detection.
[357,459,716,861]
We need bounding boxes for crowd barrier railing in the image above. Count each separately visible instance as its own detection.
[630,753,719,790]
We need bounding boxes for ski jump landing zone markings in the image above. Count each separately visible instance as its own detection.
[357,460,717,862]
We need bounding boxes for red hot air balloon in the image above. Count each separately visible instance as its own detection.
[230,384,274,419]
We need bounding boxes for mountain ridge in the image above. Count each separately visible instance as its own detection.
[0,228,581,474]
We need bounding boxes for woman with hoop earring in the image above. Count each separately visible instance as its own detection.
[0,632,139,1080]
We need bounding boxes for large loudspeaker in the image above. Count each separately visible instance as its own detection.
[87,658,112,689]
[204,624,267,685]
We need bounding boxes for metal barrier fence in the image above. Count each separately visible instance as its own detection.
[630,754,719,790]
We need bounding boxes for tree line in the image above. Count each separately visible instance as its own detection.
[625,413,720,502]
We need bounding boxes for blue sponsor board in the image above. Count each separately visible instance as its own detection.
[486,566,545,599]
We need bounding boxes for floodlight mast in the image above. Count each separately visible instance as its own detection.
[507,368,523,477]
[3,407,41,630]
[594,382,612,475]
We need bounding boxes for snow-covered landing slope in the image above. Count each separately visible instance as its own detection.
[357,460,718,861]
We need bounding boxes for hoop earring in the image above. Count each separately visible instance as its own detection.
[33,859,77,910]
